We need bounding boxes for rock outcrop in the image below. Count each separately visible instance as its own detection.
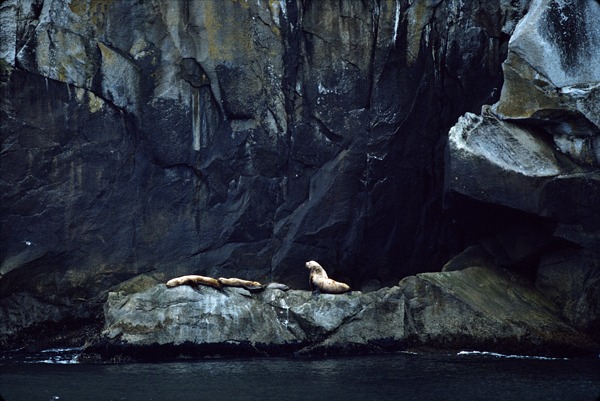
[83,265,597,361]
[445,0,600,344]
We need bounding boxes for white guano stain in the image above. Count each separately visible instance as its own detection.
[393,0,401,43]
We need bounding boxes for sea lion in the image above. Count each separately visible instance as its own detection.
[166,275,222,289]
[305,260,351,294]
[218,277,264,292]
[266,282,290,291]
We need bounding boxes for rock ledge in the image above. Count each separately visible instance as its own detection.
[83,266,598,362]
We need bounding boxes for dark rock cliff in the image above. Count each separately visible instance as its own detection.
[1,0,598,353]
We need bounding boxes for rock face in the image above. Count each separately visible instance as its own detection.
[85,265,597,361]
[1,0,598,355]
[446,0,600,344]
[0,0,534,345]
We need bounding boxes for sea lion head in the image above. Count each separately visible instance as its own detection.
[305,260,321,270]
[305,260,327,277]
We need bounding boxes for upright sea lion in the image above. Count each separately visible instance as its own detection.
[218,277,264,292]
[166,275,222,289]
[305,260,351,294]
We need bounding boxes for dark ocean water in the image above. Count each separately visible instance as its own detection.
[1,349,599,401]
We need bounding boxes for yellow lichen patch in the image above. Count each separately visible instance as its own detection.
[35,25,88,86]
[75,85,103,113]
[89,0,114,28]
[267,0,283,35]
[204,0,254,61]
[493,52,560,119]
[270,25,281,37]
[57,65,67,83]
[130,37,150,60]
[88,91,104,113]
[75,87,86,103]
[35,30,51,75]
[68,0,89,17]
[406,1,430,64]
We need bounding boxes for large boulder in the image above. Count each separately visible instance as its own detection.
[402,267,593,354]
[493,0,600,137]
[445,0,600,344]
[447,0,600,213]
[447,110,599,230]
[491,0,600,166]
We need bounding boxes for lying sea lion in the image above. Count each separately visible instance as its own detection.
[218,277,264,292]
[166,275,222,289]
[305,260,351,294]
[266,282,290,291]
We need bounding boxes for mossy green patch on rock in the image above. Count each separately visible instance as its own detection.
[417,266,560,322]
[401,266,596,355]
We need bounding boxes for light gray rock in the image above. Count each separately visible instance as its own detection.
[0,0,17,65]
[98,285,405,354]
[491,0,600,166]
[97,42,140,113]
[507,0,600,88]
[86,267,598,360]
[448,111,562,180]
[446,0,600,261]
[103,285,301,347]
[447,111,599,223]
